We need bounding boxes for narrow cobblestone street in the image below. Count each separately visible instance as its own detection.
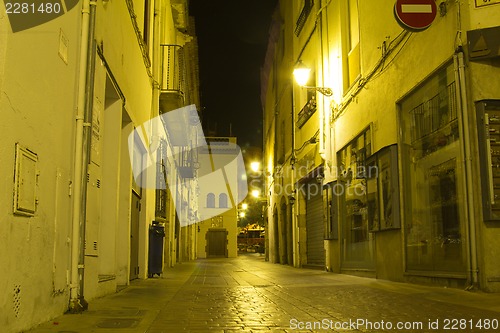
[29,254,500,333]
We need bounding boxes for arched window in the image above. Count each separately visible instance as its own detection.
[219,193,228,208]
[207,193,215,208]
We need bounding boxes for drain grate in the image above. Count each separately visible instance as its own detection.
[96,318,140,328]
[90,309,145,317]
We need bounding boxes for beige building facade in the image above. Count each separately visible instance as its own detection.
[262,0,500,292]
[0,0,200,332]
[196,137,242,259]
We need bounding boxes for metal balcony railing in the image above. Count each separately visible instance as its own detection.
[295,0,314,36]
[160,44,186,95]
[410,82,457,144]
[296,96,317,128]
[178,147,195,178]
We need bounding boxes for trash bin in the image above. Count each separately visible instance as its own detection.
[148,222,165,277]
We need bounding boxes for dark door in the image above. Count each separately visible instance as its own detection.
[130,192,141,279]
[280,203,288,264]
[306,183,325,266]
[206,229,227,257]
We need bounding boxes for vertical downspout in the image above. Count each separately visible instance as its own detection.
[291,83,297,267]
[453,1,479,289]
[151,0,161,254]
[318,5,325,159]
[70,0,96,312]
[318,0,330,159]
[319,0,331,271]
[272,106,279,263]
[454,50,479,288]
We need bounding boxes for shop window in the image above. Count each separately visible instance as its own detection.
[400,62,466,273]
[366,145,400,232]
[476,100,500,221]
[337,126,374,268]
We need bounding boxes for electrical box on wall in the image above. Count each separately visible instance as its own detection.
[476,100,500,221]
[13,143,38,217]
[467,26,500,61]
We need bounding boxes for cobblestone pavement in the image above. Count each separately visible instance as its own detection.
[29,253,500,333]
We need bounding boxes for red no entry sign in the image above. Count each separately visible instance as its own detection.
[394,0,437,31]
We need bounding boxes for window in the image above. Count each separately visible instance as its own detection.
[207,193,215,208]
[343,0,360,91]
[400,62,466,273]
[219,193,228,208]
[143,0,151,47]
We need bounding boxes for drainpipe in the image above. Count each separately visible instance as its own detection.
[318,12,325,159]
[69,0,96,312]
[317,0,330,160]
[291,82,298,267]
[454,50,479,289]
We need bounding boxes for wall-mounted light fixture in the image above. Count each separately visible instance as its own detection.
[251,189,260,198]
[250,161,261,173]
[293,61,333,97]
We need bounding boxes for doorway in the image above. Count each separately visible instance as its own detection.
[206,229,227,258]
[129,192,141,279]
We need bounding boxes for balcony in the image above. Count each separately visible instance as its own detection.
[294,0,313,36]
[160,44,186,113]
[178,147,195,178]
[296,96,317,128]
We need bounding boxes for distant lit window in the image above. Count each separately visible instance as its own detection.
[207,193,215,208]
[219,193,228,208]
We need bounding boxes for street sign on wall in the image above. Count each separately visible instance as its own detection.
[394,0,437,32]
[476,0,500,7]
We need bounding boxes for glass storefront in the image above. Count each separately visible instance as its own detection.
[400,63,466,273]
[338,127,375,269]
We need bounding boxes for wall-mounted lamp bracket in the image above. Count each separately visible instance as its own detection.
[302,86,333,97]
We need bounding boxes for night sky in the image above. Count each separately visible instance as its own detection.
[189,0,278,149]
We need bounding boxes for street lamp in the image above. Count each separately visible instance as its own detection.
[250,161,261,173]
[241,203,248,210]
[293,60,333,97]
[251,189,260,198]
